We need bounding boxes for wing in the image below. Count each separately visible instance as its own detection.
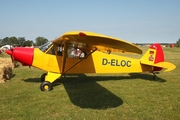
[53,31,142,54]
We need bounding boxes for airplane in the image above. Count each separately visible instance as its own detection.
[5,31,176,91]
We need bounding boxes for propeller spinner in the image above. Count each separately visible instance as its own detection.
[6,47,34,66]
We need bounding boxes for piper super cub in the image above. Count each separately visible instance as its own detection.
[6,31,176,91]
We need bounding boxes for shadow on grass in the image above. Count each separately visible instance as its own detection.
[79,73,166,82]
[22,77,41,82]
[60,73,165,109]
[23,75,123,109]
[128,73,166,82]
[23,73,166,109]
[60,75,123,109]
[23,72,166,83]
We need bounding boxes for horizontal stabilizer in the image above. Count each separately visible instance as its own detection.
[141,61,176,72]
[154,62,176,72]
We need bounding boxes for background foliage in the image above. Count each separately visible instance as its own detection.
[0,36,48,47]
[176,38,180,47]
[0,36,180,47]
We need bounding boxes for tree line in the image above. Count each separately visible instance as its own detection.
[0,36,49,47]
[1,36,180,48]
[176,38,180,47]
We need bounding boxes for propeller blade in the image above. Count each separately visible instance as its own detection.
[6,48,14,62]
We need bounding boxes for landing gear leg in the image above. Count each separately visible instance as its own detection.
[41,73,47,82]
[40,72,62,91]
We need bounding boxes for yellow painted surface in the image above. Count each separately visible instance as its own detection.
[92,51,143,73]
[32,48,62,73]
[45,72,61,83]
[140,48,157,65]
[64,51,144,74]
[154,62,176,72]
[32,48,146,74]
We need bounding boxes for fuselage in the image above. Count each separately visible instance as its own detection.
[32,48,152,74]
[6,42,153,75]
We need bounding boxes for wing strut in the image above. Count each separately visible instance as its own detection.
[63,49,97,74]
[61,42,68,73]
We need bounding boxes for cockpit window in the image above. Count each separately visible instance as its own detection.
[39,41,87,58]
[39,42,53,52]
[46,45,55,55]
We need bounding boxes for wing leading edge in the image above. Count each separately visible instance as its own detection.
[53,31,142,54]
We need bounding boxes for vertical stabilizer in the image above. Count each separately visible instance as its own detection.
[140,43,164,71]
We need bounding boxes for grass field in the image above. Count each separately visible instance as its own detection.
[0,47,180,120]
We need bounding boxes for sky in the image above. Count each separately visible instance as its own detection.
[0,0,180,43]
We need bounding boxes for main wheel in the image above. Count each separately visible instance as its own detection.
[41,73,47,82]
[40,81,53,91]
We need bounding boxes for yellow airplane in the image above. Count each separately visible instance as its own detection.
[6,31,176,91]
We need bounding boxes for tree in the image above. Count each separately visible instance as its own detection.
[9,36,18,45]
[1,37,25,46]
[18,37,26,46]
[176,38,180,47]
[0,39,3,46]
[35,37,48,46]
[24,40,33,47]
[1,36,19,45]
[1,37,10,45]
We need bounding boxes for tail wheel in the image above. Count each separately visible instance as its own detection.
[41,73,47,82]
[40,81,53,91]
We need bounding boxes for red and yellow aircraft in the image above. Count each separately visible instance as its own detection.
[6,31,176,91]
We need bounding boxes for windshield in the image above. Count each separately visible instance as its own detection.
[39,42,53,52]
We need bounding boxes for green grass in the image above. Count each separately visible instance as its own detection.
[0,48,180,120]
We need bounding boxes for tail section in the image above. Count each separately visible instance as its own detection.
[140,43,176,72]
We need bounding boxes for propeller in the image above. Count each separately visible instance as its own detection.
[6,47,13,60]
[6,47,17,67]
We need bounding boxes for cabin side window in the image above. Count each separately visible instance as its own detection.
[67,47,86,58]
[67,43,86,59]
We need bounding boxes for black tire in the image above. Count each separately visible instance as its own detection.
[40,81,53,91]
[41,73,47,82]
